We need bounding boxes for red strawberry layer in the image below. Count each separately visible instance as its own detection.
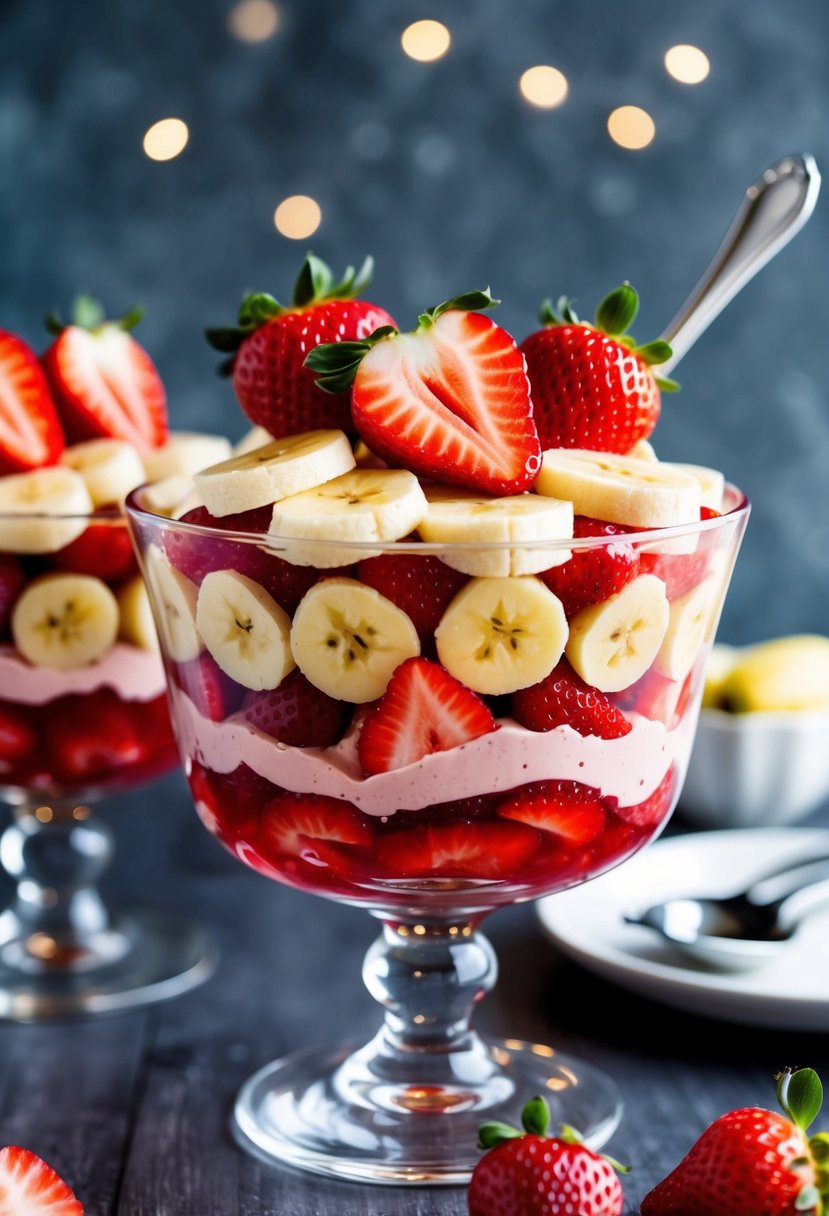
[512,660,632,739]
[357,553,466,647]
[239,669,348,747]
[498,779,607,844]
[52,517,139,582]
[539,516,639,617]
[374,820,541,879]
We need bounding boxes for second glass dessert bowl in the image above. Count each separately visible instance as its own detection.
[128,486,748,1183]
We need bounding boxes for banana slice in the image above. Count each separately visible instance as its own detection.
[291,577,420,701]
[144,544,203,662]
[117,576,159,651]
[60,438,147,508]
[196,569,294,691]
[566,573,670,692]
[0,468,93,554]
[233,425,275,457]
[435,576,568,695]
[270,469,428,567]
[668,462,725,512]
[655,575,718,682]
[627,438,658,462]
[353,439,388,469]
[12,573,119,669]
[418,488,573,577]
[536,449,701,528]
[195,429,355,517]
[143,432,233,481]
[139,474,199,519]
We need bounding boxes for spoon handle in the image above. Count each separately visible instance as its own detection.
[659,153,821,375]
[747,855,829,906]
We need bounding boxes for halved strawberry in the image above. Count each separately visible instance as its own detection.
[259,792,371,871]
[0,330,65,474]
[0,1145,84,1215]
[176,653,245,722]
[511,660,632,739]
[498,780,607,844]
[52,516,138,582]
[374,820,540,879]
[358,657,496,776]
[239,668,347,747]
[43,297,167,453]
[539,515,639,617]
[306,290,541,495]
[613,765,677,828]
[357,553,467,647]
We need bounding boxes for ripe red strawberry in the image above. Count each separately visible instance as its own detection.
[357,553,467,646]
[43,297,167,452]
[239,668,347,747]
[45,690,150,785]
[469,1095,626,1216]
[358,657,496,776]
[498,779,607,844]
[176,653,245,722]
[520,284,678,453]
[539,516,639,617]
[639,507,722,600]
[206,254,395,440]
[307,290,542,495]
[613,764,676,828]
[374,820,540,879]
[0,330,65,474]
[0,554,26,638]
[52,516,138,582]
[0,702,36,764]
[0,1145,84,1215]
[512,660,632,739]
[258,791,371,871]
[641,1066,828,1216]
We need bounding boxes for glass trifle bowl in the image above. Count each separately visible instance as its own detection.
[127,465,748,1184]
[0,488,216,1019]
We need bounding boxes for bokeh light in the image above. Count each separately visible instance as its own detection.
[401,20,451,62]
[228,0,280,42]
[519,65,568,108]
[607,106,655,150]
[664,44,710,84]
[142,118,189,162]
[274,195,322,239]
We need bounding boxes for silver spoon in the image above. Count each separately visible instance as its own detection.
[660,153,820,374]
[625,854,829,970]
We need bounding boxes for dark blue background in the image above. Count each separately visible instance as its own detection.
[2,0,828,642]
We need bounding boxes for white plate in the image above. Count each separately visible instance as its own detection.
[536,827,829,1031]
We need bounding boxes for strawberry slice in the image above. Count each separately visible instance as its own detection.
[613,765,677,828]
[0,330,65,474]
[176,653,245,722]
[511,659,632,739]
[259,792,371,871]
[539,515,639,617]
[240,668,347,747]
[52,516,138,582]
[42,297,167,453]
[374,820,540,879]
[0,1145,84,1215]
[358,657,496,776]
[306,290,541,495]
[498,780,607,843]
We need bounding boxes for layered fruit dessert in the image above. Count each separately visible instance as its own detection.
[0,301,231,797]
[131,260,746,906]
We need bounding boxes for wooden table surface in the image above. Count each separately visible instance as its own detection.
[1,771,827,1215]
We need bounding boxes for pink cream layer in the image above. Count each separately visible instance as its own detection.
[0,644,167,705]
[173,687,690,818]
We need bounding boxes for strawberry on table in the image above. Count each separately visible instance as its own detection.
[306,290,542,496]
[498,779,607,844]
[374,820,540,879]
[520,283,678,453]
[0,1144,84,1215]
[642,1066,829,1216]
[468,1095,626,1216]
[511,660,632,739]
[43,297,168,452]
[539,516,639,617]
[206,254,395,440]
[0,330,65,474]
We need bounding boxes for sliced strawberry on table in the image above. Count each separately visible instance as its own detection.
[206,253,395,440]
[357,553,466,646]
[520,282,678,453]
[0,1144,84,1215]
[511,659,632,739]
[42,296,167,453]
[0,329,65,474]
[239,668,347,747]
[357,656,496,776]
[176,652,245,722]
[0,553,26,637]
[539,515,639,617]
[52,516,138,582]
[258,792,371,871]
[498,779,607,844]
[613,764,677,828]
[306,289,542,496]
[374,820,540,879]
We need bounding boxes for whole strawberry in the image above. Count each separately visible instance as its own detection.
[642,1066,829,1216]
[206,254,395,440]
[468,1096,627,1216]
[520,283,678,453]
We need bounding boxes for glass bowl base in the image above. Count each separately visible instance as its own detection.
[234,1037,622,1186]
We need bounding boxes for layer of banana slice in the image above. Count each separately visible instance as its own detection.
[435,576,569,695]
[536,449,701,528]
[669,462,726,512]
[139,474,199,519]
[144,544,202,662]
[418,487,573,577]
[143,431,233,481]
[194,429,355,517]
[196,569,294,691]
[60,439,146,508]
[291,577,420,702]
[0,468,93,553]
[117,576,159,651]
[270,469,428,567]
[655,574,719,682]
[566,573,670,692]
[627,438,658,462]
[232,425,275,457]
[12,573,119,670]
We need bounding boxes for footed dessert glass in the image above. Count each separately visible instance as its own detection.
[0,506,216,1019]
[128,487,748,1183]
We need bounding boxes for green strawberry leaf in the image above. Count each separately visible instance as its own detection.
[292,252,334,307]
[521,1096,550,1137]
[477,1121,524,1150]
[422,288,499,327]
[777,1067,823,1131]
[539,296,579,326]
[595,282,638,336]
[72,295,106,331]
[204,326,245,353]
[304,326,398,394]
[656,375,681,393]
[795,1183,820,1211]
[634,339,673,366]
